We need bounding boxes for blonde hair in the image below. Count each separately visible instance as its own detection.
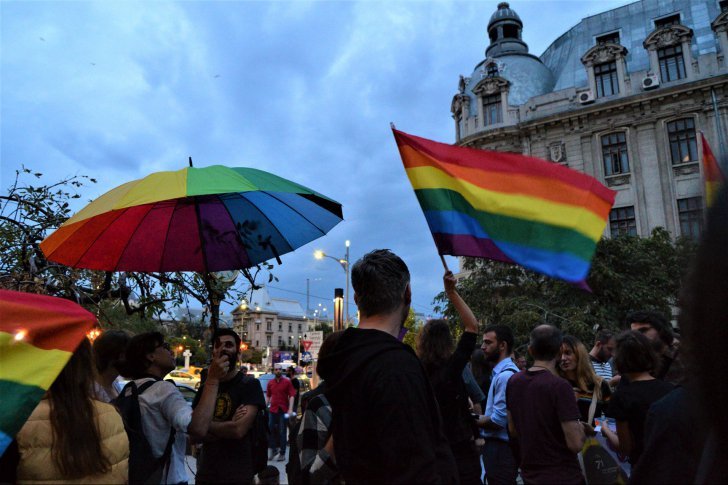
[559,335,604,400]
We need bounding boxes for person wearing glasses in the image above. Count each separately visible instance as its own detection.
[119,331,229,484]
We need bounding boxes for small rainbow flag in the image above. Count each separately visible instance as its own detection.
[393,129,616,283]
[0,290,95,455]
[701,132,725,207]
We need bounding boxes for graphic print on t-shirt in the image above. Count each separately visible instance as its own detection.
[214,392,233,420]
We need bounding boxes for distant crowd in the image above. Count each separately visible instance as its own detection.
[2,189,728,484]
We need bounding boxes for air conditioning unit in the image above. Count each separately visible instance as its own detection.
[578,90,595,104]
[642,73,660,90]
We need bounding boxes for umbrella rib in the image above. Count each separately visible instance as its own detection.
[64,209,128,269]
[219,192,292,262]
[259,191,329,237]
[113,204,162,272]
[194,196,211,274]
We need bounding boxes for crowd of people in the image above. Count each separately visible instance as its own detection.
[2,188,727,484]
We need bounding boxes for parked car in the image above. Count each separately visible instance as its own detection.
[171,382,198,404]
[165,370,201,389]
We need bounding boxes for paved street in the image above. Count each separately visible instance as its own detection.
[186,451,289,484]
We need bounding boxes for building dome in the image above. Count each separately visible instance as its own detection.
[488,2,522,30]
[486,2,527,57]
[467,54,555,106]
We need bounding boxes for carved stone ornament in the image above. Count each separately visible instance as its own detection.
[711,11,728,34]
[458,75,470,94]
[451,94,465,114]
[472,76,509,96]
[643,24,693,50]
[672,162,700,177]
[581,43,628,67]
[605,174,631,187]
[548,143,566,163]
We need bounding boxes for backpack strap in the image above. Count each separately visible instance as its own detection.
[137,378,176,481]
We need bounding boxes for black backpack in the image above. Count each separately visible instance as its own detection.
[243,376,270,475]
[114,379,176,484]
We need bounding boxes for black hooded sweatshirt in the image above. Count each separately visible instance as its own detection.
[317,327,458,484]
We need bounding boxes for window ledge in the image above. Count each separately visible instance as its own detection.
[604,173,631,186]
[672,161,699,176]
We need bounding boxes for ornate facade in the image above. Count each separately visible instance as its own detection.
[452,1,728,239]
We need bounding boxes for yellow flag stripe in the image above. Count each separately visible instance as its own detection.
[0,332,73,390]
[406,165,606,242]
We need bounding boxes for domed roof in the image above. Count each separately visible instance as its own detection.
[467,54,555,107]
[488,2,522,29]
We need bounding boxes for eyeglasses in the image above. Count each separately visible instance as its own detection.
[157,342,171,351]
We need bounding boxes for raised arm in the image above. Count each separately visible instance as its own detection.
[444,271,478,334]
[187,354,229,441]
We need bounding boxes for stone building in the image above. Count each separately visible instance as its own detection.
[231,286,307,351]
[452,0,728,239]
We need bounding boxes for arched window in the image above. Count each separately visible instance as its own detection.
[643,23,693,83]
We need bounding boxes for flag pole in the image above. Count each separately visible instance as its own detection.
[439,254,450,272]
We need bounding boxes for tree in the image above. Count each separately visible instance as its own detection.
[1,167,273,335]
[434,228,697,348]
[402,308,422,351]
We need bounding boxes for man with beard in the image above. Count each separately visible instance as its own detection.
[193,329,266,484]
[626,311,684,384]
[317,249,457,483]
[477,325,519,485]
[588,330,617,383]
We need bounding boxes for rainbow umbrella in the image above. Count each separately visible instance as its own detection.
[0,290,96,455]
[40,165,343,272]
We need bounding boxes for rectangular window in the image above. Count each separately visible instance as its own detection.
[609,206,637,236]
[256,323,260,331]
[278,337,283,347]
[482,94,502,126]
[601,132,630,175]
[654,14,680,28]
[266,336,271,346]
[678,197,703,239]
[278,323,282,331]
[594,61,619,98]
[658,44,686,82]
[667,118,697,164]
[242,323,248,332]
[596,32,620,45]
[255,340,259,348]
[266,322,271,331]
[298,324,302,332]
[486,63,499,77]
[288,323,292,332]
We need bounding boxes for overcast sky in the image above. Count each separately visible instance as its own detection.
[2,0,632,320]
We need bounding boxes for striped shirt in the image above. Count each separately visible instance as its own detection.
[590,355,614,380]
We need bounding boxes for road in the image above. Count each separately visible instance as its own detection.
[186,450,289,484]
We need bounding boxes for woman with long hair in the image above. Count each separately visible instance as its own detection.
[601,330,674,466]
[557,335,611,426]
[417,271,481,484]
[15,338,129,483]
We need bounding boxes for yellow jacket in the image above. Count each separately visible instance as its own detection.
[16,399,129,484]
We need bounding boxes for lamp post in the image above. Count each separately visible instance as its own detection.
[314,240,350,326]
[333,288,344,332]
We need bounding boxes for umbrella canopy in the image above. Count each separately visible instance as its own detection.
[40,166,343,272]
[0,290,96,455]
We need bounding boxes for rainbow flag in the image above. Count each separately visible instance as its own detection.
[701,132,725,207]
[0,290,95,455]
[393,129,616,283]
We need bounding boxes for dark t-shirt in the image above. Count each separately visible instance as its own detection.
[430,331,478,445]
[608,378,675,465]
[506,370,583,484]
[192,372,266,484]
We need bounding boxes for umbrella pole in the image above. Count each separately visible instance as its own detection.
[203,272,221,335]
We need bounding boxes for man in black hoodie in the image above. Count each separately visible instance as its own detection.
[317,249,458,484]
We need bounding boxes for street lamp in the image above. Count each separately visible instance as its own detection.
[314,240,350,326]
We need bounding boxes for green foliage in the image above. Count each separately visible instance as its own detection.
[434,228,697,349]
[402,308,422,351]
